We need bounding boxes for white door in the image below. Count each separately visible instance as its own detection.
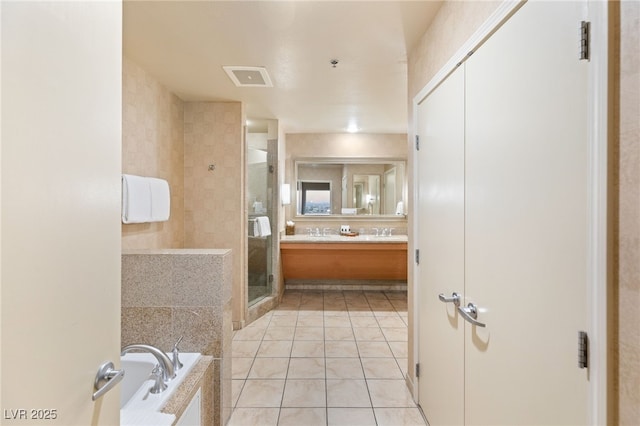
[2,2,122,425]
[464,1,588,423]
[416,1,590,424]
[417,66,466,426]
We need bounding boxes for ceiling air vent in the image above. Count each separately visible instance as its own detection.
[223,66,273,87]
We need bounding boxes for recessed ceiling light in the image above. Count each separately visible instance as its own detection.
[223,66,273,87]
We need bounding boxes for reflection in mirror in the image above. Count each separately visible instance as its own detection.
[294,159,406,217]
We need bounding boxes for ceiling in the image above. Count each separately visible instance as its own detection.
[123,1,442,134]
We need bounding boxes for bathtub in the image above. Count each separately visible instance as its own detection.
[120,352,201,416]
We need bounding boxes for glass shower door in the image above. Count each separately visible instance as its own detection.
[247,137,273,306]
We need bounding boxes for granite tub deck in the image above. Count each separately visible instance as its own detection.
[280,235,408,290]
[122,249,233,426]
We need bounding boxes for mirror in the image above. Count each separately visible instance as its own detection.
[294,159,406,217]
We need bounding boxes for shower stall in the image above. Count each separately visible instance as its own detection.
[246,121,277,307]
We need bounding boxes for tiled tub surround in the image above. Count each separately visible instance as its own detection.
[161,356,215,425]
[122,249,233,426]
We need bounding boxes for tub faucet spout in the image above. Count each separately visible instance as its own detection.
[121,344,176,381]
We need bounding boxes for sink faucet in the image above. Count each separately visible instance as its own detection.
[121,344,176,381]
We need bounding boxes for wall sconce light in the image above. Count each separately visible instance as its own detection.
[281,184,291,205]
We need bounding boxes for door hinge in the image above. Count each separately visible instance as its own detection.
[415,249,420,265]
[268,274,274,283]
[415,363,420,378]
[580,21,590,61]
[578,331,589,369]
[415,135,420,151]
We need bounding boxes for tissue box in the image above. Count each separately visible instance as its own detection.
[285,224,296,235]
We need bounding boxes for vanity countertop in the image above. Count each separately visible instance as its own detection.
[281,234,408,244]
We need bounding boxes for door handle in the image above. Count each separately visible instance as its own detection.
[438,292,461,307]
[457,303,486,327]
[92,361,125,401]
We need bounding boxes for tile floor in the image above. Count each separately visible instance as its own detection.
[229,290,427,426]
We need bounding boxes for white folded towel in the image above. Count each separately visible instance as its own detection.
[256,216,271,237]
[122,174,152,224]
[341,208,357,215]
[149,177,171,222]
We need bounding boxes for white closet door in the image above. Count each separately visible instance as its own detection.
[417,66,465,425]
[464,1,589,424]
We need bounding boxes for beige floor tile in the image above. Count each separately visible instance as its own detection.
[291,340,325,358]
[281,379,326,407]
[295,326,324,340]
[349,316,379,327]
[397,358,408,377]
[263,326,296,341]
[270,315,298,326]
[232,357,254,379]
[298,309,323,317]
[326,379,371,407]
[236,379,285,408]
[278,408,326,426]
[271,311,298,319]
[231,380,244,407]
[328,408,377,426]
[296,315,324,327]
[287,357,325,379]
[357,341,394,358]
[232,340,261,358]
[367,380,415,407]
[353,327,386,342]
[256,340,293,358]
[374,408,427,426]
[326,358,364,379]
[248,357,290,379]
[324,316,352,327]
[325,341,359,357]
[376,316,407,328]
[373,310,400,317]
[348,309,375,317]
[384,291,407,300]
[232,325,267,341]
[325,327,355,341]
[361,358,404,379]
[228,407,280,426]
[381,327,408,342]
[324,311,350,319]
[388,341,408,358]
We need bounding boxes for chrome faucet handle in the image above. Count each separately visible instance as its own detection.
[150,364,168,394]
[172,336,184,371]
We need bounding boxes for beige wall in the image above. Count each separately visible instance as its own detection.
[407,1,640,423]
[122,57,185,249]
[184,102,246,327]
[615,1,639,424]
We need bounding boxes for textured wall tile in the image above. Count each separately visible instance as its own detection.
[122,254,172,307]
[122,57,185,249]
[121,307,173,351]
[171,253,224,307]
[172,306,222,356]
